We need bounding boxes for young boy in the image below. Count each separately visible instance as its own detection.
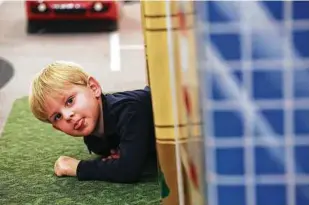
[29,61,157,183]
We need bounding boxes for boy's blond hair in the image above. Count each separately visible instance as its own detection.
[29,61,89,123]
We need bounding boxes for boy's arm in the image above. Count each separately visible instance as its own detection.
[83,135,110,157]
[76,104,151,183]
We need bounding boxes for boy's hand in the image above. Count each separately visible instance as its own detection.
[54,156,80,177]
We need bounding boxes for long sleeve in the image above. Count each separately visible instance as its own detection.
[83,135,110,157]
[76,104,151,183]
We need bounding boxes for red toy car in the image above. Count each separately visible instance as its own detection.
[25,0,121,33]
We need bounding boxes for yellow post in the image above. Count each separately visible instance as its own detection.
[141,1,205,205]
[140,1,150,86]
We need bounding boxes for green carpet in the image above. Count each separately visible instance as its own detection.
[0,97,161,205]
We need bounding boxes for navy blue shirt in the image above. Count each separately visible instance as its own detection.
[76,86,157,183]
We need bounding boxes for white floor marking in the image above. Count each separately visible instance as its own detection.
[109,32,121,71]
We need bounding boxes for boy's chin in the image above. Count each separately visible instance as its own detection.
[76,128,93,137]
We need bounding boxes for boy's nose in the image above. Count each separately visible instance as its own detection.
[63,110,74,120]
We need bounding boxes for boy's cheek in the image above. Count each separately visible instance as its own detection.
[52,124,60,131]
[52,124,68,134]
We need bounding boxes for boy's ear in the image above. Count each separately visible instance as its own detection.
[87,76,102,97]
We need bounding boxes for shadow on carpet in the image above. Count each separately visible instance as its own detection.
[0,97,161,205]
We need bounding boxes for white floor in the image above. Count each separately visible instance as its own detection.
[0,1,147,135]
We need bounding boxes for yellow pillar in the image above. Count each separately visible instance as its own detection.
[140,1,150,86]
[141,1,205,205]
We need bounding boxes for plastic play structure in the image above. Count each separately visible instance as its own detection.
[141,1,309,205]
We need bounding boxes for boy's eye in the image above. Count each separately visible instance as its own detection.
[54,113,62,121]
[66,96,74,106]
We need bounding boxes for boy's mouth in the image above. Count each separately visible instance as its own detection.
[74,118,85,130]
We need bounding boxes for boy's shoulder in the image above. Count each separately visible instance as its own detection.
[102,86,153,135]
[104,86,151,108]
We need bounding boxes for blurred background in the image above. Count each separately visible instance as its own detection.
[1,1,309,205]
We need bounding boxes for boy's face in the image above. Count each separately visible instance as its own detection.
[44,77,102,137]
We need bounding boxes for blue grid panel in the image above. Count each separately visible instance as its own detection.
[293,30,309,58]
[206,1,240,23]
[293,1,309,20]
[260,1,284,21]
[255,146,286,175]
[210,33,241,61]
[296,185,309,205]
[216,147,244,175]
[251,31,285,60]
[256,185,286,205]
[195,1,309,205]
[293,69,309,98]
[293,109,309,135]
[212,110,244,138]
[252,70,283,100]
[255,109,285,136]
[294,146,309,174]
[210,70,243,101]
[217,185,246,205]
